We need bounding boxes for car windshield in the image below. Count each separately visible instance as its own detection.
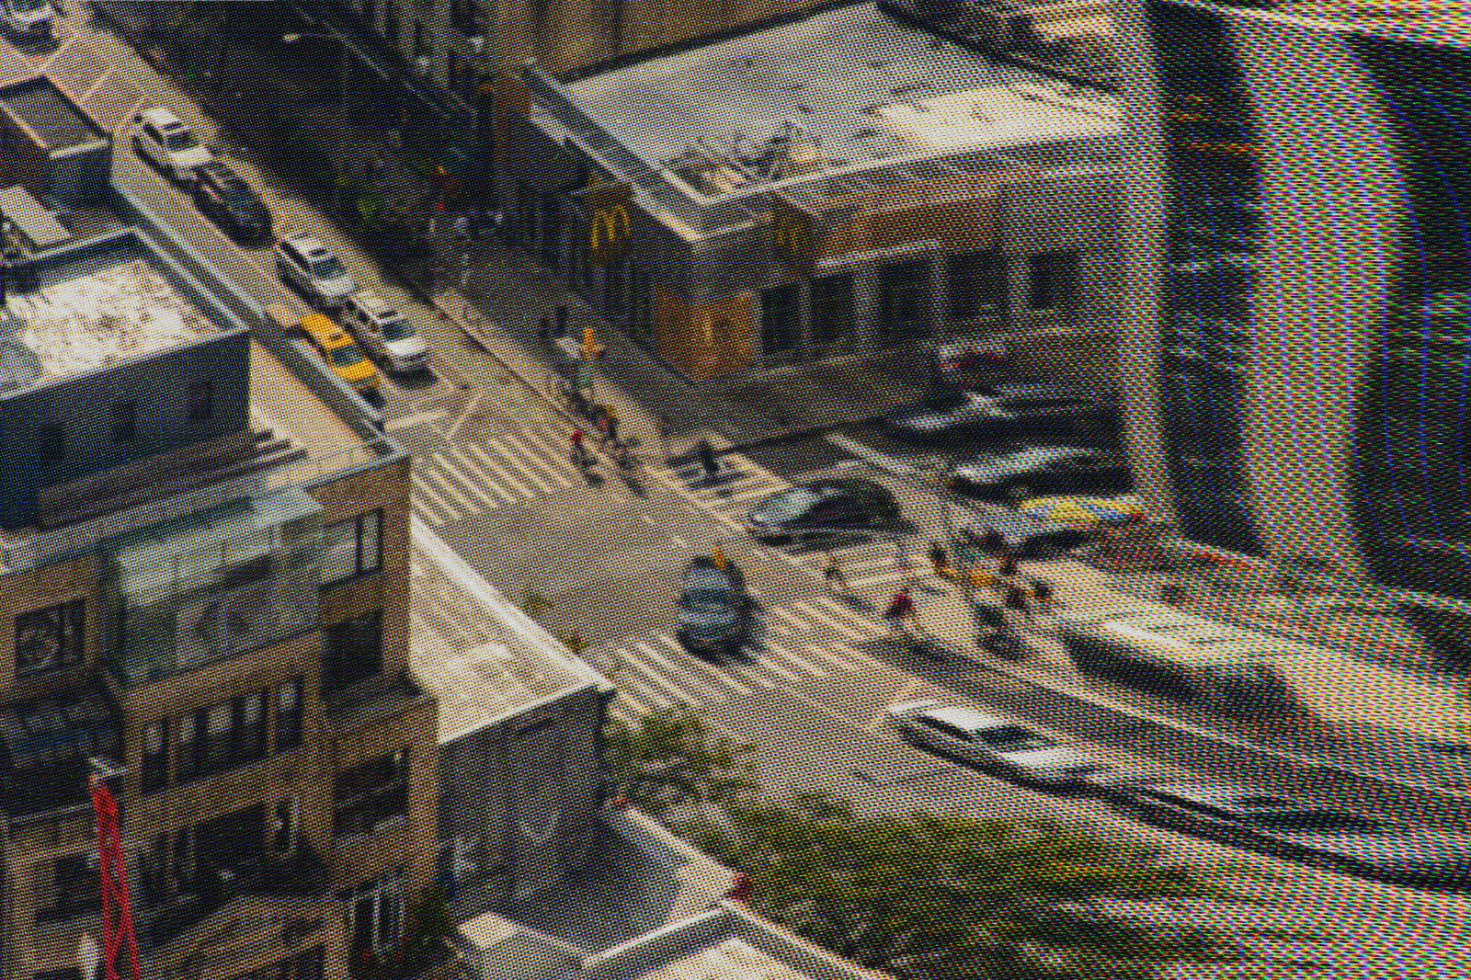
[329,345,365,368]
[311,257,346,278]
[164,130,200,151]
[977,727,1057,750]
[762,489,822,520]
[680,590,735,616]
[381,319,416,342]
[922,391,969,411]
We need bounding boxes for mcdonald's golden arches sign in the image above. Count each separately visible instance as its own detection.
[580,180,633,265]
[769,192,819,276]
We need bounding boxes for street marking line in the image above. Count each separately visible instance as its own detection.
[609,702,640,726]
[501,434,577,489]
[850,567,932,588]
[439,447,504,506]
[806,597,879,632]
[640,514,658,527]
[465,443,537,496]
[833,555,900,574]
[489,437,564,494]
[410,473,462,523]
[725,660,779,690]
[652,635,756,695]
[763,641,828,677]
[384,409,449,432]
[671,535,690,550]
[422,462,484,513]
[411,503,444,527]
[633,641,723,698]
[766,606,807,632]
[796,602,873,642]
[800,642,852,669]
[461,444,526,498]
[445,394,480,441]
[624,654,707,707]
[752,651,805,684]
[619,673,674,709]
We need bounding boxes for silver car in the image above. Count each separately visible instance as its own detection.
[886,700,1106,786]
[274,233,358,309]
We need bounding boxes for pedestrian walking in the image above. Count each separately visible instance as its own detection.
[696,438,719,480]
[928,540,949,579]
[454,212,470,243]
[1003,582,1031,624]
[822,550,849,595]
[657,413,673,463]
[998,551,1019,580]
[556,303,569,338]
[884,586,916,644]
[538,314,552,341]
[1028,578,1055,617]
[974,601,1007,635]
[980,529,1007,559]
[895,536,911,569]
[711,546,728,570]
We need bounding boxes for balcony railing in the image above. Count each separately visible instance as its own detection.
[146,845,329,947]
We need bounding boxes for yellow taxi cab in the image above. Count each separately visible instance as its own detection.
[299,310,379,395]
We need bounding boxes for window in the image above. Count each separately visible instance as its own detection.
[37,854,101,920]
[348,874,404,954]
[276,677,303,750]
[188,379,214,423]
[142,720,168,793]
[1027,251,1078,312]
[877,259,933,346]
[334,749,409,837]
[38,423,65,462]
[223,948,324,980]
[176,690,270,782]
[760,284,800,357]
[111,399,138,443]
[323,609,384,692]
[810,273,855,346]
[15,598,85,677]
[947,250,1007,321]
[322,510,384,585]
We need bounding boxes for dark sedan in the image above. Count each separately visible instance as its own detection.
[675,557,753,657]
[1089,776,1471,889]
[192,161,272,243]
[747,478,901,544]
[957,511,1092,561]
[886,389,1116,443]
[948,445,1133,503]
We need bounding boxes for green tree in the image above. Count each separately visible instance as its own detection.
[604,707,759,817]
[691,793,1323,980]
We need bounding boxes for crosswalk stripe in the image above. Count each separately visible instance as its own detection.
[411,503,444,527]
[763,641,827,677]
[800,642,852,668]
[609,702,640,726]
[411,473,463,523]
[652,635,755,695]
[441,447,507,506]
[422,464,483,513]
[752,650,804,684]
[802,598,878,633]
[467,443,539,495]
[851,567,930,588]
[619,673,673,709]
[721,483,787,504]
[461,444,522,500]
[624,655,704,706]
[766,606,807,632]
[726,661,778,690]
[633,641,723,698]
[502,434,575,489]
[515,433,580,480]
[834,555,899,574]
[796,601,871,642]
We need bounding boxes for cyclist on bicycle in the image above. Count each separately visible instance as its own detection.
[884,586,916,644]
[570,429,591,469]
[822,550,849,595]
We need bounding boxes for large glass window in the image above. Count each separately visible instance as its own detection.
[276,677,303,750]
[36,853,101,920]
[1346,39,1471,599]
[322,510,384,586]
[760,284,800,357]
[810,273,856,347]
[877,259,933,347]
[176,690,270,783]
[334,750,409,837]
[142,719,168,793]
[1026,251,1079,312]
[323,609,384,692]
[947,250,1006,322]
[1146,0,1264,555]
[16,598,85,678]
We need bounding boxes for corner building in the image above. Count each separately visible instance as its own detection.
[1116,1,1471,609]
[0,78,437,980]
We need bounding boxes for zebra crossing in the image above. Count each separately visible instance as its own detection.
[412,423,584,525]
[599,594,890,724]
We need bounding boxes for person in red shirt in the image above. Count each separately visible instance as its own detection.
[885,586,916,644]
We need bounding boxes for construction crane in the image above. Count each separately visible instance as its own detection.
[90,769,142,980]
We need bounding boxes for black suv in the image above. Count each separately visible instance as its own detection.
[192,161,271,244]
[676,557,754,657]
[747,478,901,544]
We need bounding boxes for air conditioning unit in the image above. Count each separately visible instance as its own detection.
[469,34,486,55]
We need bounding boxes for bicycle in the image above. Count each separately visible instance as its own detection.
[822,551,850,596]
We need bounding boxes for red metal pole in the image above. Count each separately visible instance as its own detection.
[91,773,142,980]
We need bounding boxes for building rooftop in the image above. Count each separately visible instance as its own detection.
[530,1,1120,235]
[410,527,608,742]
[0,32,141,131]
[0,75,106,150]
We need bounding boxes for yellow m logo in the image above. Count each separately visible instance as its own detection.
[588,205,631,265]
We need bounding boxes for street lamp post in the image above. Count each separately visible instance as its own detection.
[283,32,351,216]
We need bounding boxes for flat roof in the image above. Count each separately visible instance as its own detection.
[2,254,221,387]
[0,76,103,150]
[1276,0,1468,32]
[638,938,809,980]
[410,536,603,740]
[551,0,1120,222]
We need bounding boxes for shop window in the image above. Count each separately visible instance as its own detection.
[37,853,101,920]
[323,609,384,692]
[810,273,855,346]
[111,399,137,443]
[760,284,800,356]
[1027,250,1079,312]
[334,750,409,837]
[142,719,168,793]
[947,250,1007,321]
[322,510,384,585]
[15,598,85,678]
[38,423,65,462]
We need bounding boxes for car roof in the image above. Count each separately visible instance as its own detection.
[300,312,349,343]
[140,106,185,129]
[285,233,329,255]
[920,705,1013,732]
[350,289,397,316]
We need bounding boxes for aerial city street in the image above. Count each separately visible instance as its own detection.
[0,1,1469,980]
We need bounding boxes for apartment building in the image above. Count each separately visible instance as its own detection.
[0,76,437,980]
[493,1,1125,381]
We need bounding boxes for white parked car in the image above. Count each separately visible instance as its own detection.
[339,289,428,373]
[274,233,358,309]
[886,700,1107,786]
[131,107,213,183]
